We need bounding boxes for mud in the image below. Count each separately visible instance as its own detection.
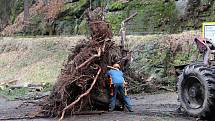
[0,92,198,121]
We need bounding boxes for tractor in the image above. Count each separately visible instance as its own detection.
[176,22,215,120]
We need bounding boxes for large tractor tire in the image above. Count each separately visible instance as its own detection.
[177,63,215,120]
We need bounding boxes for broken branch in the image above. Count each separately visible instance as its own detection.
[122,12,138,23]
[75,48,101,70]
[59,67,102,121]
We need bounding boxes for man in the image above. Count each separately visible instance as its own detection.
[106,63,133,112]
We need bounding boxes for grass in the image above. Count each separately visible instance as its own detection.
[0,37,82,85]
[23,54,66,83]
[0,87,29,100]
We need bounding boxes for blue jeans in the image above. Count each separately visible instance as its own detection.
[109,83,132,111]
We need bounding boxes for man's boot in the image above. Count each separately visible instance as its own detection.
[128,109,134,112]
[108,108,114,112]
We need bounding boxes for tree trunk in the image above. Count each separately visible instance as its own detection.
[24,0,29,23]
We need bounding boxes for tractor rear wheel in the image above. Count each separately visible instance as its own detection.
[177,63,215,120]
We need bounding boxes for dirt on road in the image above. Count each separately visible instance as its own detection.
[0,92,197,121]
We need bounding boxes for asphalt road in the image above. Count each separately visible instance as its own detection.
[0,92,197,121]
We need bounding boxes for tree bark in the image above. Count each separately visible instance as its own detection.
[24,0,29,23]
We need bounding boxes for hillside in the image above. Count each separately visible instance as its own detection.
[0,0,215,36]
[0,36,85,86]
[0,31,200,90]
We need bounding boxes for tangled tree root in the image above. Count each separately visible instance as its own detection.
[41,9,131,120]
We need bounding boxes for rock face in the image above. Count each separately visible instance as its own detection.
[1,0,215,36]
[0,0,92,36]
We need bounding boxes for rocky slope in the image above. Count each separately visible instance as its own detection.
[0,0,215,36]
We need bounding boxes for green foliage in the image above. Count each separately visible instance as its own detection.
[78,19,89,35]
[104,0,179,35]
[2,0,215,35]
[107,12,125,34]
[11,0,24,23]
[51,0,89,35]
[130,41,170,77]
[109,2,126,11]
[128,34,199,89]
[126,0,177,33]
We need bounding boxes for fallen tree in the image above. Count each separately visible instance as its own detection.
[42,8,131,119]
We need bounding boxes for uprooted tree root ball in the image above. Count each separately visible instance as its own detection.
[41,9,131,119]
